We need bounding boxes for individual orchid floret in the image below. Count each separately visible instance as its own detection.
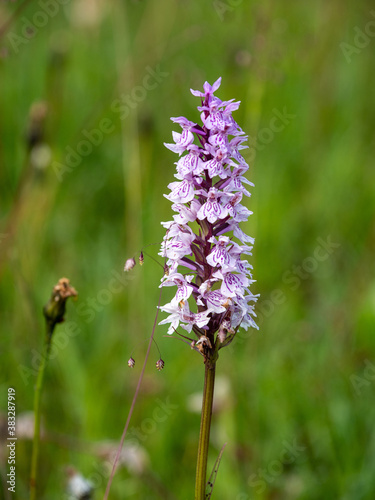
[176,147,205,178]
[159,78,258,363]
[171,199,201,224]
[196,187,226,223]
[198,290,230,314]
[206,235,237,270]
[160,272,195,302]
[164,179,196,204]
[212,269,249,298]
[203,148,228,179]
[164,129,195,155]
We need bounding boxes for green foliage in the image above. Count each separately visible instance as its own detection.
[1,0,375,498]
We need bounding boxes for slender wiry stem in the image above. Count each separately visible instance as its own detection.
[195,361,216,500]
[103,286,163,500]
[30,325,53,500]
[29,278,76,499]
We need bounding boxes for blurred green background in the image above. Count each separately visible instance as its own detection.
[1,1,375,499]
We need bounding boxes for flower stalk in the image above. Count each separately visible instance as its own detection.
[29,323,52,500]
[30,278,77,500]
[195,359,216,499]
[159,78,258,496]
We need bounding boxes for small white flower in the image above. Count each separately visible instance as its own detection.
[67,470,93,499]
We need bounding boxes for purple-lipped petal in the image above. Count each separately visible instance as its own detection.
[165,240,191,260]
[174,129,194,147]
[220,272,249,298]
[205,158,227,179]
[164,129,195,155]
[164,221,193,239]
[209,133,230,154]
[203,112,227,131]
[197,201,225,224]
[172,200,201,224]
[222,192,243,217]
[207,246,230,268]
[177,153,204,177]
[205,290,228,313]
[175,283,193,302]
[194,310,211,328]
[165,179,195,203]
[224,177,251,197]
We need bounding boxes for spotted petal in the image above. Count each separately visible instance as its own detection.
[205,291,228,313]
[197,201,225,224]
[220,272,249,298]
[165,180,195,203]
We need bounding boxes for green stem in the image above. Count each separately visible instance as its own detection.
[195,361,216,500]
[30,324,53,500]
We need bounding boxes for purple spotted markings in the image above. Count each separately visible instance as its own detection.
[159,78,258,359]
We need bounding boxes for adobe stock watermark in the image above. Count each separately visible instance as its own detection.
[340,10,375,63]
[213,0,243,21]
[18,269,134,385]
[53,65,169,182]
[74,269,135,323]
[110,65,169,120]
[246,107,296,163]
[350,359,375,395]
[6,0,71,55]
[233,235,341,347]
[236,439,305,498]
[125,397,179,448]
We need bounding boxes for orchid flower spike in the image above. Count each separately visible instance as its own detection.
[159,78,258,363]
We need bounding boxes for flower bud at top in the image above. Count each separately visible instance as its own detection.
[43,278,77,333]
[128,357,135,368]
